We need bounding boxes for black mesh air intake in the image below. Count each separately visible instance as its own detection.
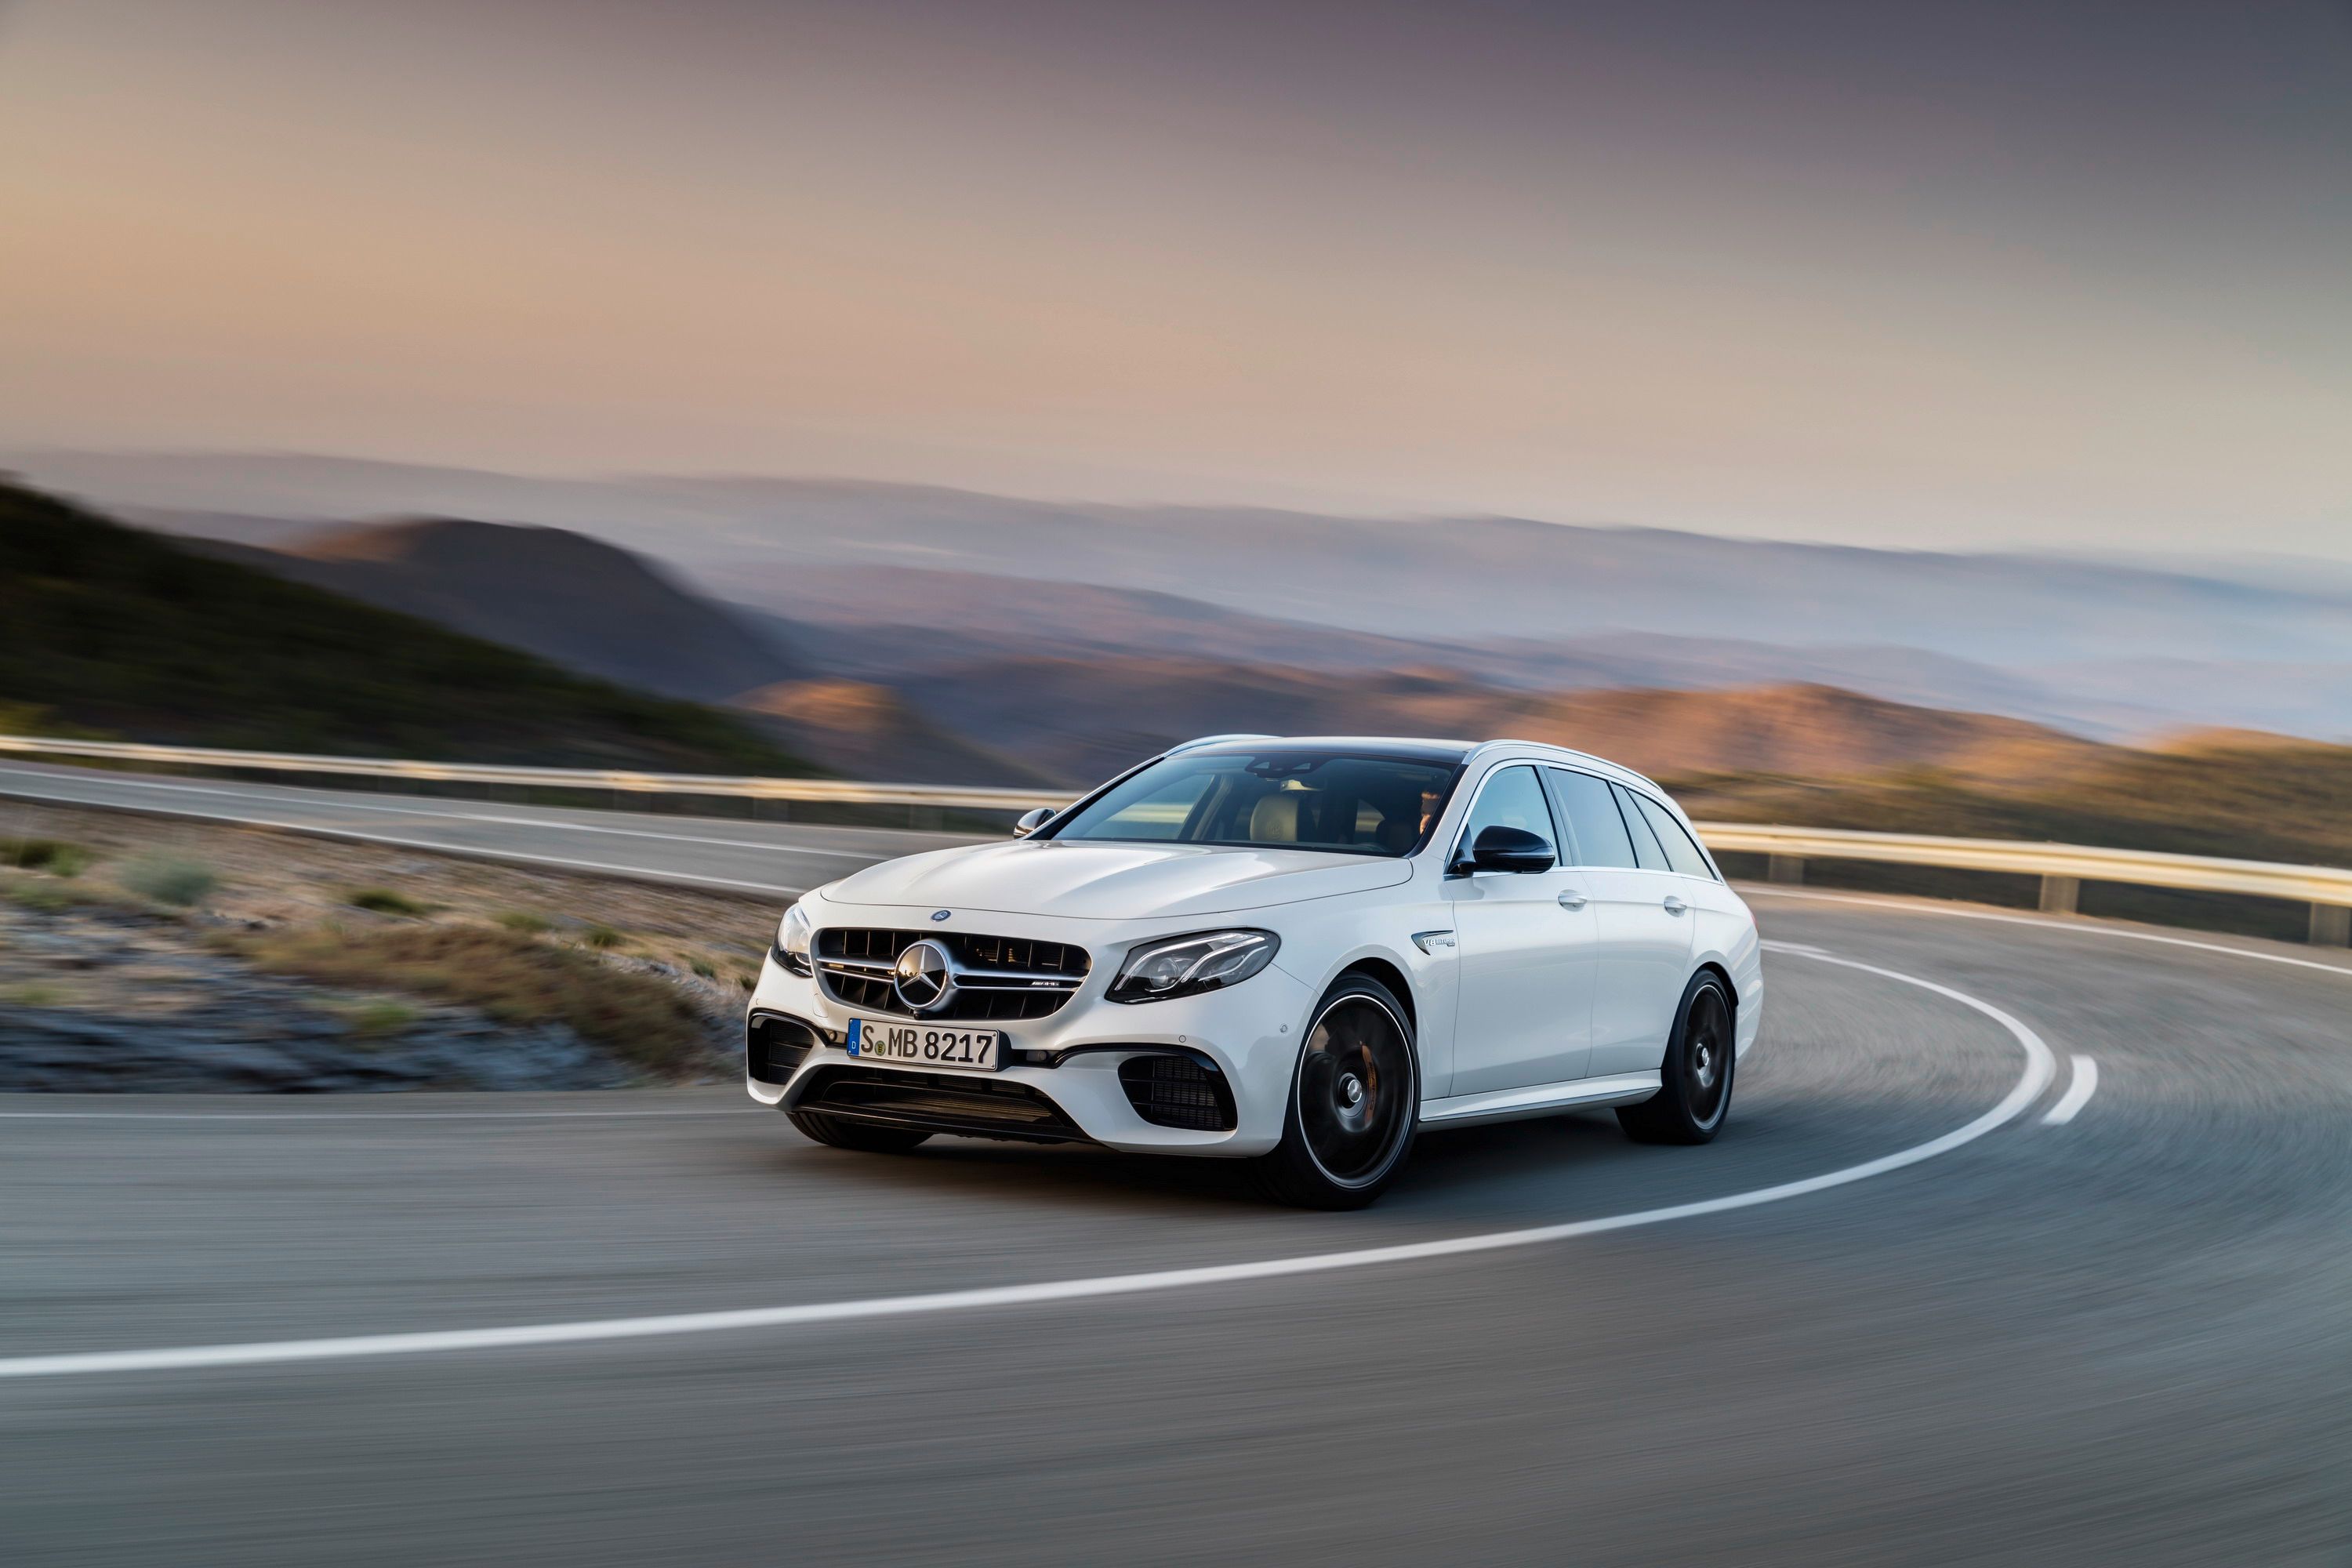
[1118,1053,1238,1132]
[794,1065,1087,1144]
[747,1011,822,1083]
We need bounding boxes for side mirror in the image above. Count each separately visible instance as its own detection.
[1461,824,1555,875]
[1013,807,1055,838]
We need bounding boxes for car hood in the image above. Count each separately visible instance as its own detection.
[818,840,1414,921]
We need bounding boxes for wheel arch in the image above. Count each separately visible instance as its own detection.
[1693,957,1737,1014]
[1331,954,1417,1038]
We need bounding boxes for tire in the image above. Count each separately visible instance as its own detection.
[786,1107,932,1154]
[1250,975,1420,1210]
[1617,971,1736,1145]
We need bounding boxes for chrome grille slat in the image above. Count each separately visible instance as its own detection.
[814,927,1091,1021]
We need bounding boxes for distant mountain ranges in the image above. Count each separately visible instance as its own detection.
[0,485,814,775]
[10,463,2345,884]
[18,449,2350,746]
[124,505,2267,794]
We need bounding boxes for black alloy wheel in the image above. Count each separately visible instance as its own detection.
[1254,975,1420,1208]
[1618,972,1737,1145]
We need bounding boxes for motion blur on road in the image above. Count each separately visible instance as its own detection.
[5,2,2350,1563]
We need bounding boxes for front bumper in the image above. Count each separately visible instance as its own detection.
[743,938,1312,1156]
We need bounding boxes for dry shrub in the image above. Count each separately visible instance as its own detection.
[230,924,710,1076]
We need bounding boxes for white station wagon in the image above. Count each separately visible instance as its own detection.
[746,736,1762,1207]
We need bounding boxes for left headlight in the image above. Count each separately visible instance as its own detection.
[774,902,814,977]
[1107,929,1279,1004]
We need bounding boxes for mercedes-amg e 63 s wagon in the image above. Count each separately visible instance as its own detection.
[746,735,1762,1207]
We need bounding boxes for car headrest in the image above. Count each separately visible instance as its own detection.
[1249,791,1302,843]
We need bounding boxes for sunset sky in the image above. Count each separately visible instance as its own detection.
[3,0,2347,555]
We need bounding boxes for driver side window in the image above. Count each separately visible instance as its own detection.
[1455,765,1556,860]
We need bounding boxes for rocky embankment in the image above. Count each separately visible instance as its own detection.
[0,902,677,1093]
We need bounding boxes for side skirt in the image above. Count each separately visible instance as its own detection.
[1417,1071,1663,1129]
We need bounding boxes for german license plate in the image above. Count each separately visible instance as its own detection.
[844,1018,1003,1072]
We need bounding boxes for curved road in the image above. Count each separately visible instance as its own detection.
[2,764,2349,1564]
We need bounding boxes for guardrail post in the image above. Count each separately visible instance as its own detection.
[2039,875,2080,915]
[1766,855,1804,885]
[2312,903,2351,947]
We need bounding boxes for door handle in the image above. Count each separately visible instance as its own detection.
[1662,895,1688,915]
[1556,891,1588,910]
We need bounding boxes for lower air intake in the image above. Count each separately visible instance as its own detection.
[1118,1054,1238,1132]
[746,1012,821,1083]
[794,1066,1087,1145]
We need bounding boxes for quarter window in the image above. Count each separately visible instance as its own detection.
[1628,790,1716,880]
[1612,782,1671,872]
[1544,768,1639,869]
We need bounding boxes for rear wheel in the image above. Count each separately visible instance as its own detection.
[786,1107,932,1153]
[1617,972,1735,1145]
[1251,975,1419,1209]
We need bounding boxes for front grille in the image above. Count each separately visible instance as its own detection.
[746,1011,821,1083]
[794,1065,1087,1144]
[1119,1054,1238,1132]
[815,927,1090,1022]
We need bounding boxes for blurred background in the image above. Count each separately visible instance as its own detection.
[5,2,2350,769]
[5,6,2352,1565]
[5,2,2348,816]
[2,0,2348,1058]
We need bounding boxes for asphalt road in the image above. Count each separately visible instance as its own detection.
[2,766,2349,1564]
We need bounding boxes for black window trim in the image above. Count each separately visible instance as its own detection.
[1444,760,1564,876]
[1616,780,1722,882]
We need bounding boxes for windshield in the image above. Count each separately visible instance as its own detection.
[1048,748,1464,857]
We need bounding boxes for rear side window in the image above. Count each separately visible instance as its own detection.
[1457,765,1558,858]
[1544,768,1638,868]
[1627,791,1715,880]
[1612,782,1671,871]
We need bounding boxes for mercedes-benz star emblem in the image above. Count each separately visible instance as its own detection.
[930,909,952,922]
[892,939,956,1014]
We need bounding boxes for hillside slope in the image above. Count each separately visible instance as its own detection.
[227,517,801,702]
[885,652,2111,786]
[1681,729,2352,874]
[0,485,816,772]
[731,680,1060,787]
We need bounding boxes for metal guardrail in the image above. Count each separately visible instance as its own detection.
[3,734,2347,942]
[0,736,1068,812]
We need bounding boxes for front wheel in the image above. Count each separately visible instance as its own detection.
[1250,975,1420,1209]
[1617,972,1736,1145]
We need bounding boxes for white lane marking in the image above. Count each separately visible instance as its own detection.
[1746,885,2352,980]
[0,1108,760,1121]
[0,947,2053,1380]
[2043,1055,2099,1125]
[0,769,895,860]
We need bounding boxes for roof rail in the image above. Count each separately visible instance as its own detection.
[1163,733,1278,755]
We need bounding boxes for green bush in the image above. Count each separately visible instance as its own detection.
[495,909,552,934]
[118,856,218,907]
[583,924,624,949]
[232,924,708,1076]
[2,880,73,913]
[2,838,93,877]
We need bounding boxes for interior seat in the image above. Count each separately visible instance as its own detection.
[1248,792,1303,843]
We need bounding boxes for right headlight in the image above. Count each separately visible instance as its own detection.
[1106,929,1279,1004]
[774,902,814,977]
